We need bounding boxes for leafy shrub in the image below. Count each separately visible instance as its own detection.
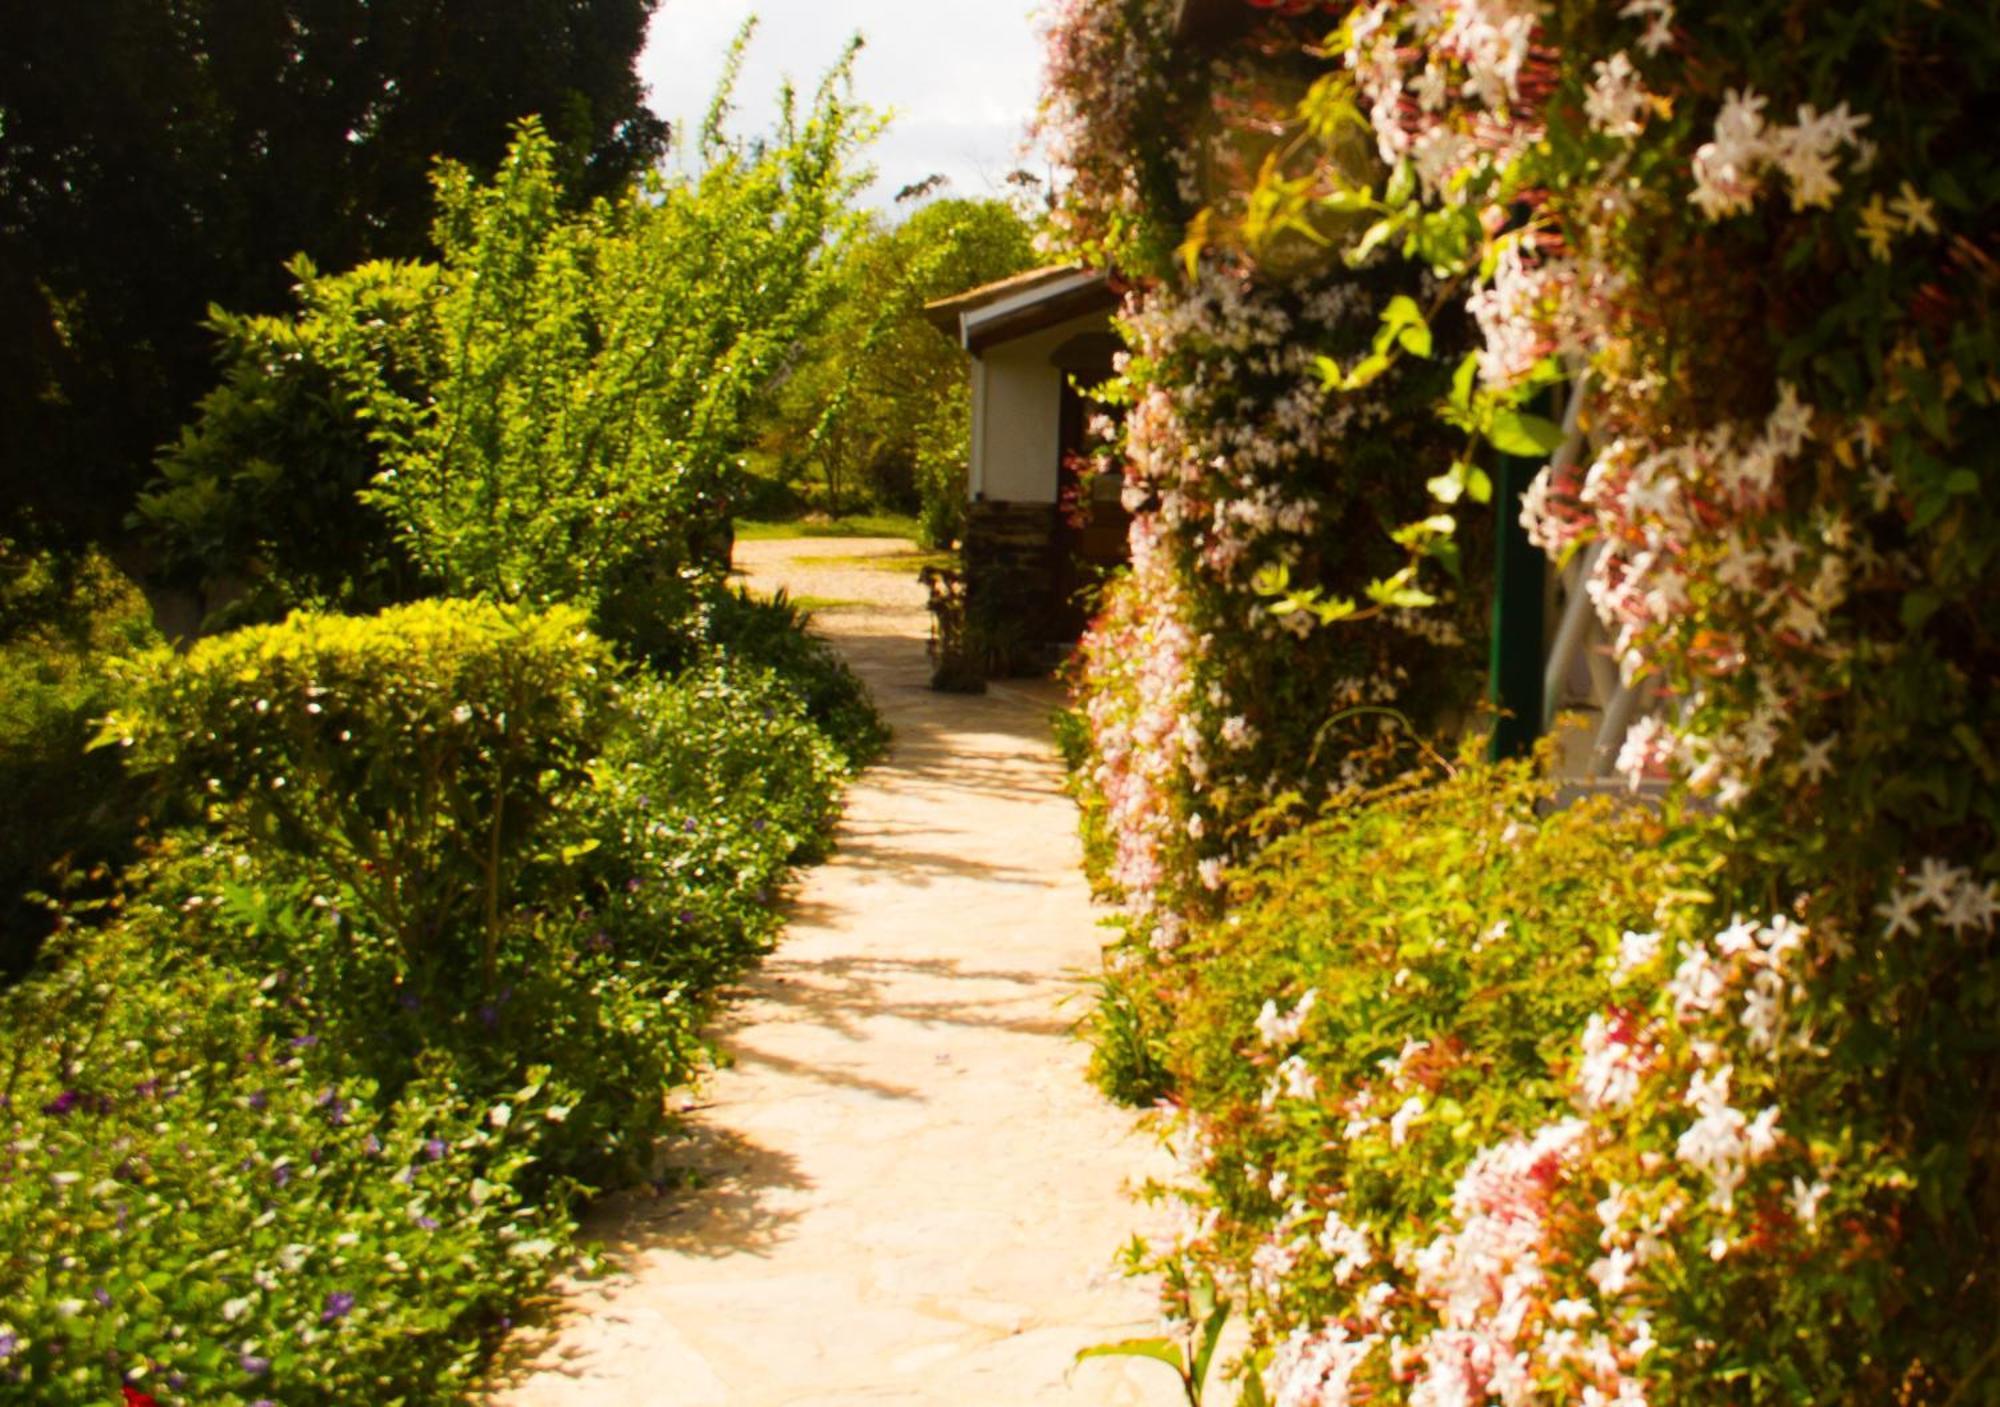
[0,910,573,1406]
[1114,762,1719,1397]
[102,599,617,996]
[556,662,850,996]
[698,588,889,767]
[136,261,443,624]
[0,543,161,980]
[357,97,871,608]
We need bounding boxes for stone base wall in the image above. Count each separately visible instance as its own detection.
[962,500,1067,675]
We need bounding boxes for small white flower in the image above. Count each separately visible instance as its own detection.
[1389,1096,1425,1147]
[1789,1176,1830,1227]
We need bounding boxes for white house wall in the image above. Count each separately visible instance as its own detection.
[969,311,1110,506]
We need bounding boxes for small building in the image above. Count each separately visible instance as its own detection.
[924,266,1126,669]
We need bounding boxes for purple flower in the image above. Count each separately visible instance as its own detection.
[678,909,697,926]
[134,1079,160,1099]
[240,1353,271,1377]
[414,1213,440,1231]
[272,1165,291,1188]
[248,1090,269,1112]
[322,1290,355,1323]
[682,818,698,834]
[362,1133,382,1157]
[94,1288,112,1308]
[0,1330,16,1361]
[290,1033,319,1049]
[42,1090,81,1118]
[424,1138,447,1161]
[477,1003,500,1030]
[626,877,643,893]
[586,931,614,954]
[253,1400,277,1407]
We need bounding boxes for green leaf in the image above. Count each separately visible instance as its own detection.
[1074,1337,1187,1376]
[1340,353,1394,391]
[1448,353,1479,413]
[1485,410,1565,457]
[1191,1298,1231,1391]
[1901,590,1942,631]
[1348,217,1398,266]
[1944,468,1980,496]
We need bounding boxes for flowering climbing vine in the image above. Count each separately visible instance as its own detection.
[1049,0,2000,1402]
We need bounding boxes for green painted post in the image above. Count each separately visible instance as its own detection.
[1488,447,1546,761]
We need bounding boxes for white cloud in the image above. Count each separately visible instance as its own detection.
[640,0,1052,206]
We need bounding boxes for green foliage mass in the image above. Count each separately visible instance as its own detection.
[0,903,577,1405]
[2,595,872,1402]
[1107,763,1714,1368]
[758,196,1039,540]
[0,0,668,548]
[138,261,445,623]
[0,543,161,981]
[103,599,617,992]
[146,74,875,619]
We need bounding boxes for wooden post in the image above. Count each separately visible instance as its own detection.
[1488,447,1546,761]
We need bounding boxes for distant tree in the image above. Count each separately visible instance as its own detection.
[765,197,1039,535]
[0,0,669,547]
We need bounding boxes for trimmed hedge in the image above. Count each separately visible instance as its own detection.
[1,598,872,1403]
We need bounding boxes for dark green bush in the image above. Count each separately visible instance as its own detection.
[0,908,573,1406]
[697,588,888,766]
[1098,761,1720,1385]
[0,543,161,981]
[103,599,618,997]
[592,582,886,769]
[135,263,442,626]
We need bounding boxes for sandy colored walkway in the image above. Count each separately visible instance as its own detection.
[492,538,1177,1407]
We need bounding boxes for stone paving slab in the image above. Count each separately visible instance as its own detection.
[492,538,1179,1407]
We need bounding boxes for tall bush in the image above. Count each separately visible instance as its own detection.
[359,59,875,607]
[1047,0,2000,1400]
[0,541,160,980]
[101,599,616,995]
[142,33,877,624]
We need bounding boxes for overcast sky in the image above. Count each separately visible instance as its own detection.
[639,1,1050,208]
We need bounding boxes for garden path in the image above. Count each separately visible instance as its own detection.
[493,537,1179,1407]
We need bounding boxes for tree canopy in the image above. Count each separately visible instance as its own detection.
[761,195,1040,536]
[0,0,668,544]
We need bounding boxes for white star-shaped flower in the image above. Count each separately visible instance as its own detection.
[1796,735,1837,784]
[1875,886,1923,938]
[1765,528,1805,574]
[1863,464,1899,511]
[1891,181,1938,236]
[1944,879,2000,933]
[1911,856,1965,911]
[1857,194,1899,261]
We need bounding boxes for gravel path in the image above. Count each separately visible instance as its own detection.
[491,537,1178,1407]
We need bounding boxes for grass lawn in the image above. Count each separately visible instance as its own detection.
[736,513,924,542]
[794,550,958,573]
